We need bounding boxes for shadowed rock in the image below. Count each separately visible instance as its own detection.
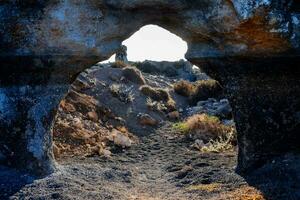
[0,0,299,176]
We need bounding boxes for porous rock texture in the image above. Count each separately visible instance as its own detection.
[0,0,299,176]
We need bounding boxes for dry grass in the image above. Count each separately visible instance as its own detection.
[173,114,231,137]
[122,67,146,85]
[166,98,176,111]
[141,85,176,112]
[173,114,236,152]
[188,184,265,200]
[109,84,135,103]
[173,80,195,97]
[173,80,222,104]
[213,186,265,200]
[200,130,236,153]
[187,183,222,192]
[146,97,166,113]
[140,85,170,101]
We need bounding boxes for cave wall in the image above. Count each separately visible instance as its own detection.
[0,0,299,176]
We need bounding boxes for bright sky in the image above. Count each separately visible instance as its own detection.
[103,25,188,62]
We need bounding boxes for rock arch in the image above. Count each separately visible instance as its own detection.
[0,0,299,176]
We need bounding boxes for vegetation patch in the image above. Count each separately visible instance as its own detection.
[173,80,195,97]
[215,185,265,200]
[199,130,236,153]
[173,114,231,136]
[122,67,146,85]
[109,84,135,103]
[187,183,222,192]
[140,85,170,101]
[173,114,236,152]
[173,80,222,104]
[140,85,176,112]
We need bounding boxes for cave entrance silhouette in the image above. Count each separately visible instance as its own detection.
[53,24,236,163]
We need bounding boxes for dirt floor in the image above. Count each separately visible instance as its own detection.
[4,124,263,200]
[2,125,300,200]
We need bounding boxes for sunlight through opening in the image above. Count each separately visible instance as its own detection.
[103,25,188,63]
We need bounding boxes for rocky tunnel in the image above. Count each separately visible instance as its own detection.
[0,0,300,176]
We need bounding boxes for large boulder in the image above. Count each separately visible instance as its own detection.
[0,0,299,176]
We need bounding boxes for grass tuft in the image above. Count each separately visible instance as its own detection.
[173,114,230,136]
[173,80,222,104]
[141,85,176,112]
[187,183,222,192]
[200,130,236,153]
[122,67,146,85]
[173,114,236,152]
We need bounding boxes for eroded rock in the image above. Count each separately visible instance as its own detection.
[0,0,299,176]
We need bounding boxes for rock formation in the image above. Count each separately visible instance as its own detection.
[115,45,128,63]
[0,0,299,176]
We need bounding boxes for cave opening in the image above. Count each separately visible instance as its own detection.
[0,1,300,199]
[52,24,237,162]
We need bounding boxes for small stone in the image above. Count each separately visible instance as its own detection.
[168,111,180,120]
[137,113,158,126]
[108,129,132,148]
[87,111,98,122]
[192,139,205,150]
[73,118,83,129]
[99,148,112,158]
[220,99,229,104]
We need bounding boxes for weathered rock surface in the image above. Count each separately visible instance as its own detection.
[187,98,233,120]
[133,60,201,81]
[0,0,299,175]
[194,57,300,174]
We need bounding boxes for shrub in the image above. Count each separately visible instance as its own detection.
[173,80,195,97]
[111,61,128,68]
[166,98,176,112]
[140,85,170,101]
[173,114,228,135]
[199,130,236,153]
[141,85,176,112]
[146,98,166,113]
[190,80,222,104]
[109,84,135,103]
[173,122,189,133]
[173,80,222,105]
[173,114,235,143]
[122,67,146,85]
